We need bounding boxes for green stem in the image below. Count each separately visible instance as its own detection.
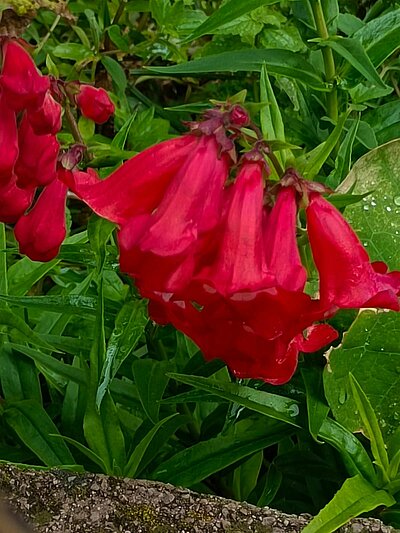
[311,0,338,122]
[0,224,7,297]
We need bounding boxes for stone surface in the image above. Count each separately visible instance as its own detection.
[0,465,397,533]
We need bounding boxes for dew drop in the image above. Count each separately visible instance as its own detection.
[338,389,347,405]
[386,206,392,212]
[363,205,369,211]
[371,201,377,207]
[288,404,299,417]
[394,196,400,206]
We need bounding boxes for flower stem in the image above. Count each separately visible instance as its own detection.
[65,103,85,145]
[311,0,338,123]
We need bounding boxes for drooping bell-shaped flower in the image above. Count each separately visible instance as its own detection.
[196,159,273,296]
[264,186,307,292]
[15,115,59,189]
[0,40,49,111]
[0,95,18,181]
[119,135,230,294]
[61,135,199,225]
[14,177,68,262]
[307,192,400,311]
[0,175,35,224]
[76,85,115,124]
[27,91,62,135]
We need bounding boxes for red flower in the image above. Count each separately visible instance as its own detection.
[61,135,198,225]
[76,85,114,124]
[0,175,35,224]
[307,192,400,311]
[27,91,62,135]
[0,40,49,111]
[14,177,68,262]
[15,115,59,188]
[0,95,18,181]
[118,135,230,294]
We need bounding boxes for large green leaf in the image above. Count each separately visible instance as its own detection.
[303,475,395,533]
[133,359,171,424]
[324,310,400,439]
[0,294,97,316]
[144,50,326,90]
[152,419,295,486]
[338,139,400,270]
[169,373,301,427]
[184,0,280,42]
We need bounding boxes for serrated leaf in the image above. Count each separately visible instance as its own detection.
[302,475,395,533]
[324,311,400,440]
[337,139,400,270]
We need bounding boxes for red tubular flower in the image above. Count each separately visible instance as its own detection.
[27,91,62,135]
[196,160,273,296]
[0,40,49,111]
[0,175,35,224]
[15,115,59,188]
[14,178,68,262]
[0,96,18,181]
[61,135,199,225]
[307,192,400,311]
[264,186,307,292]
[118,135,230,294]
[76,85,114,123]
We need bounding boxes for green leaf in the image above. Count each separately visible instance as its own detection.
[324,311,400,440]
[184,0,280,42]
[318,419,376,483]
[301,368,330,443]
[326,115,360,189]
[337,139,400,270]
[101,56,127,94]
[124,413,183,478]
[4,399,75,466]
[152,419,295,486]
[168,373,301,427]
[97,300,148,408]
[233,450,263,501]
[52,43,94,61]
[111,111,138,149]
[257,462,282,507]
[0,344,41,402]
[302,475,395,533]
[144,49,326,90]
[51,434,107,472]
[133,359,171,424]
[349,374,390,480]
[0,294,97,316]
[298,112,348,180]
[353,8,400,68]
[8,258,59,296]
[322,37,386,88]
[0,309,59,352]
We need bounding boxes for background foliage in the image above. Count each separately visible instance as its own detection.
[1,1,400,531]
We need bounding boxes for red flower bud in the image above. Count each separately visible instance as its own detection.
[229,105,249,127]
[14,178,68,262]
[0,40,49,111]
[76,85,114,124]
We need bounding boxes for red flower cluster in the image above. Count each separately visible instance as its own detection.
[64,106,400,384]
[0,38,114,261]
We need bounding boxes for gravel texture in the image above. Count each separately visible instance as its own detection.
[0,465,397,532]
